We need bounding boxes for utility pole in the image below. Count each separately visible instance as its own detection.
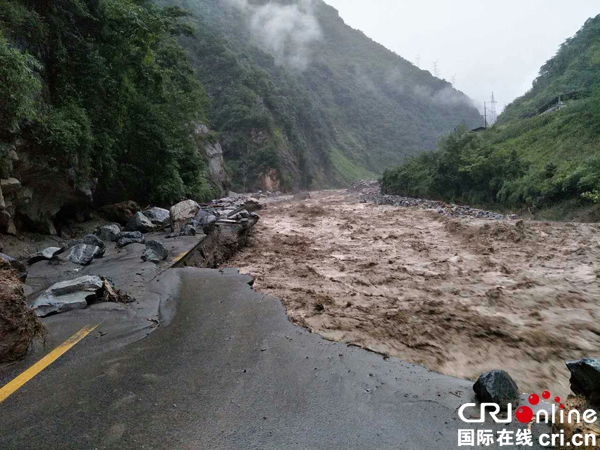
[415,54,421,68]
[433,60,439,78]
[489,92,498,126]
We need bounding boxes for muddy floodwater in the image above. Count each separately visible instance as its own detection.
[227,190,600,397]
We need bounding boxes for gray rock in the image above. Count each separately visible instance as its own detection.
[567,359,600,404]
[473,370,519,409]
[117,231,145,248]
[181,224,196,236]
[0,178,21,195]
[0,252,27,281]
[96,224,121,242]
[30,275,103,317]
[68,243,101,266]
[143,207,171,227]
[27,247,64,265]
[141,240,168,263]
[125,212,155,233]
[170,200,200,233]
[82,234,105,257]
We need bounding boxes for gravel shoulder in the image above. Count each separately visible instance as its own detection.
[227,190,600,398]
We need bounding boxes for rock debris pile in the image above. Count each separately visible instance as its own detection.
[351,180,510,221]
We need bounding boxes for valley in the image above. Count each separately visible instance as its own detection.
[228,189,600,398]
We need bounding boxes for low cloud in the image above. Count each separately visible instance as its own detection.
[225,0,322,71]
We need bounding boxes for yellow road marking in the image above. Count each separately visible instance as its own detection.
[0,324,98,403]
[173,251,188,263]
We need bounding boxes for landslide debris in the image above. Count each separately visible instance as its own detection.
[0,259,45,363]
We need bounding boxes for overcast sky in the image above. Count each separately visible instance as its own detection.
[322,0,599,113]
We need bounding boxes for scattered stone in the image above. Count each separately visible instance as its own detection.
[473,370,519,409]
[143,207,171,227]
[567,359,600,404]
[0,259,45,362]
[96,224,121,242]
[98,200,140,225]
[170,200,200,233]
[0,252,27,282]
[117,231,145,248]
[82,234,106,257]
[27,247,64,265]
[361,191,505,221]
[125,212,155,233]
[181,224,196,236]
[68,243,101,266]
[30,275,104,317]
[141,240,168,263]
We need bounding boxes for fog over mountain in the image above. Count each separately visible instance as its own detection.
[323,0,599,113]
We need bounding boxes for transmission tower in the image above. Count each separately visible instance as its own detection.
[415,54,421,68]
[451,74,456,87]
[489,92,498,125]
[433,60,440,78]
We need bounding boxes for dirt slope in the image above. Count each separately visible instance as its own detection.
[227,191,600,397]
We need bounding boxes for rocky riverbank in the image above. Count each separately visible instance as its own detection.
[353,180,510,221]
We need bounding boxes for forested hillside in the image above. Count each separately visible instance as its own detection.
[156,0,482,191]
[382,14,600,219]
[0,0,481,234]
[0,0,220,233]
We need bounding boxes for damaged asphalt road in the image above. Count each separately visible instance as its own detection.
[0,268,547,449]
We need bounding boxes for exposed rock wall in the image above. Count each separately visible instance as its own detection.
[194,124,229,196]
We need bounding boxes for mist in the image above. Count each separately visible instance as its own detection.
[224,0,322,70]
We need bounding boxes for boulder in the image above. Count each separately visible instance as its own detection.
[473,370,519,409]
[0,259,45,362]
[244,197,262,212]
[98,201,140,225]
[192,209,217,233]
[96,224,121,242]
[27,247,64,265]
[567,359,600,404]
[125,212,155,233]
[68,243,101,266]
[143,207,171,227]
[0,252,27,282]
[117,231,145,248]
[0,178,22,195]
[170,200,200,233]
[181,224,196,236]
[141,240,168,263]
[30,275,103,317]
[82,234,106,257]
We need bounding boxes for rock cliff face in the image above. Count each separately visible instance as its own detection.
[0,143,95,236]
[194,124,229,196]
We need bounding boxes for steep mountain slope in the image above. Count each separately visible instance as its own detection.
[382,14,600,219]
[159,0,482,191]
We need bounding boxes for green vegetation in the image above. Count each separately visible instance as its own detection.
[383,14,600,218]
[0,0,217,204]
[155,0,481,191]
